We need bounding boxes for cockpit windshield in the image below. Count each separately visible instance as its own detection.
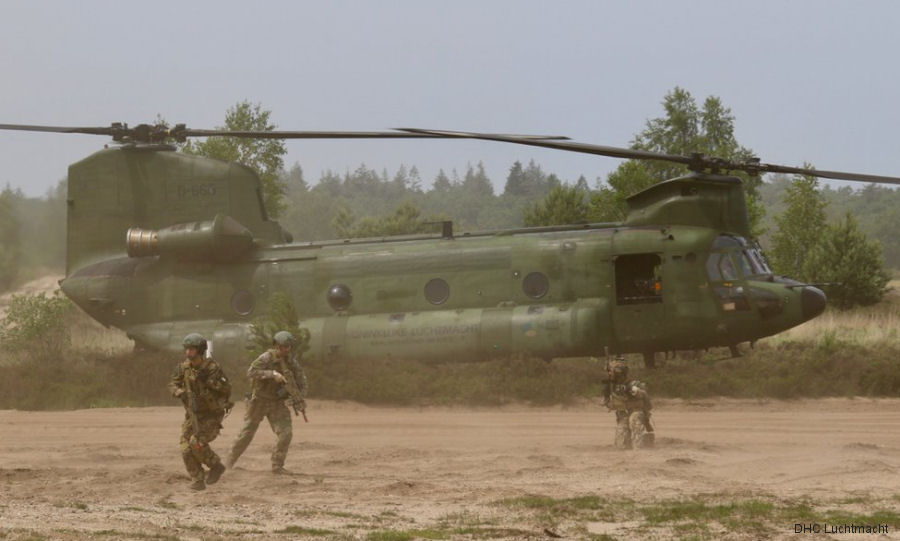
[746,247,772,275]
[706,235,772,281]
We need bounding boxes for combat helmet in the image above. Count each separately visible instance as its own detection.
[183,333,208,354]
[273,331,295,347]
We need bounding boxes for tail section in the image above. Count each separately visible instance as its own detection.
[66,146,288,275]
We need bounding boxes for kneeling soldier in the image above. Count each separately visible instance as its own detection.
[603,356,654,449]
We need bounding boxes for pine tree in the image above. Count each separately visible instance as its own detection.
[462,162,493,197]
[802,212,891,309]
[432,169,452,193]
[503,161,526,196]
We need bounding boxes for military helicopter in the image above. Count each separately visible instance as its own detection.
[2,121,898,367]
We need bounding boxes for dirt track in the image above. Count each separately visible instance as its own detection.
[1,399,900,540]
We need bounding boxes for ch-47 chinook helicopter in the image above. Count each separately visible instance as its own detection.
[2,122,898,367]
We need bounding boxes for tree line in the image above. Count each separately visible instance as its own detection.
[1,90,895,309]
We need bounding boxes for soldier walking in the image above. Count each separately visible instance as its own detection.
[602,356,654,449]
[226,331,307,474]
[168,333,233,490]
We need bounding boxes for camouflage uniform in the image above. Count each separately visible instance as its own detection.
[603,361,654,449]
[226,348,307,470]
[168,356,232,484]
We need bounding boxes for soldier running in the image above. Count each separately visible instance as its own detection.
[603,356,654,449]
[225,330,307,474]
[168,333,233,490]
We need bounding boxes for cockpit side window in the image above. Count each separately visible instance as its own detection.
[706,236,762,312]
[707,235,774,280]
[735,251,753,277]
[706,252,739,281]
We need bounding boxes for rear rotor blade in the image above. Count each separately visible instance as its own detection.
[398,128,900,185]
[752,162,900,186]
[397,128,694,165]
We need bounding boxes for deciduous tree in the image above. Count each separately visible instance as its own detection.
[593,88,764,234]
[182,101,288,218]
[769,171,827,279]
[523,184,589,226]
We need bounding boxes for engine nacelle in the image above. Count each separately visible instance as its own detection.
[126,214,254,261]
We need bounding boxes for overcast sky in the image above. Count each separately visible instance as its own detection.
[2,0,899,197]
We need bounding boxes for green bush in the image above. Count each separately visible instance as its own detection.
[0,290,72,359]
[246,291,310,356]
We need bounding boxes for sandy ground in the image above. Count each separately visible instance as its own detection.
[1,399,900,540]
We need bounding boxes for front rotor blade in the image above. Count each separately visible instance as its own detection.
[0,123,117,136]
[0,123,568,142]
[183,129,569,140]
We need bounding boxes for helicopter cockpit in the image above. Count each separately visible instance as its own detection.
[706,235,777,316]
[705,234,825,335]
[705,235,772,283]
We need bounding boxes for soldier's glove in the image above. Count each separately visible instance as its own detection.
[271,371,286,384]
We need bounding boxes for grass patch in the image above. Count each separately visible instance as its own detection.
[452,527,534,538]
[641,499,773,524]
[274,525,336,536]
[492,494,897,540]
[366,531,447,541]
[500,494,612,518]
[822,509,900,525]
[91,530,178,541]
[118,505,159,513]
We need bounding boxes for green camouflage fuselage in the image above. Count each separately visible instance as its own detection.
[60,146,826,361]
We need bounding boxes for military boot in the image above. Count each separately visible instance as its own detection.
[271,465,290,475]
[189,478,206,491]
[206,462,226,485]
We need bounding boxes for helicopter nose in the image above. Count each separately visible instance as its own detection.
[801,286,827,321]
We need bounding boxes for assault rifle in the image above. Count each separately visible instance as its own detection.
[183,368,201,438]
[278,357,308,423]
